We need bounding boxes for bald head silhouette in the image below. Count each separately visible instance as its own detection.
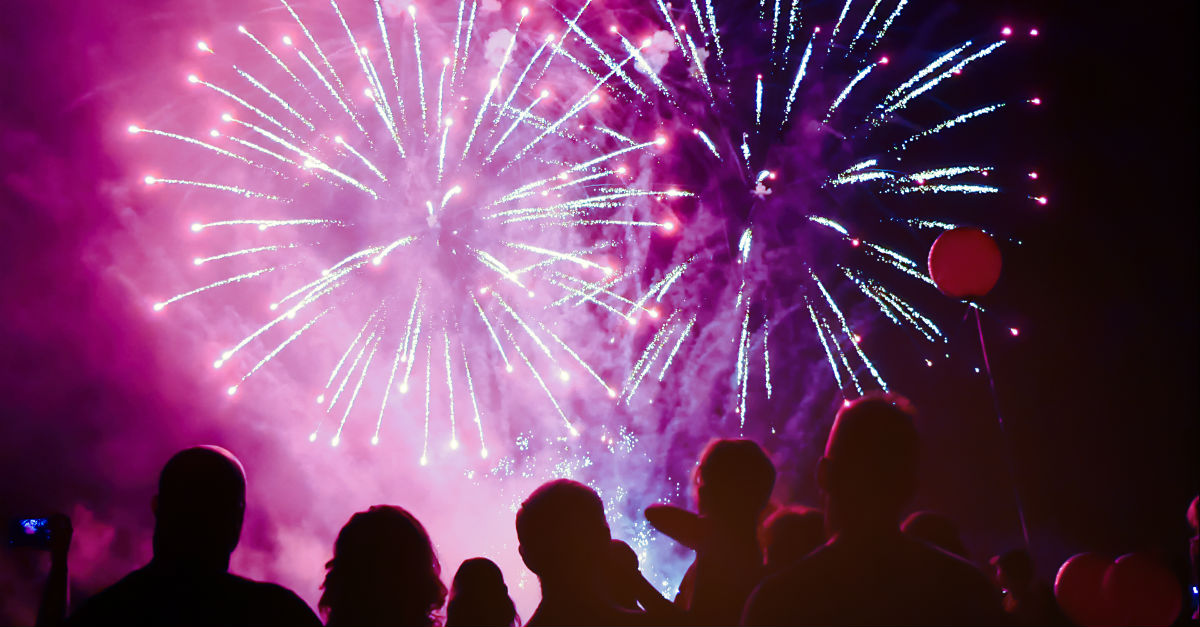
[818,394,920,534]
[68,446,323,626]
[516,479,611,580]
[152,445,247,571]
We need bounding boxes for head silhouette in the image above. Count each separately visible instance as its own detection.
[989,549,1035,594]
[693,439,776,524]
[902,511,968,558]
[320,505,446,627]
[761,505,826,570]
[604,539,642,610]
[446,558,518,627]
[516,479,611,587]
[817,394,920,534]
[152,445,246,571]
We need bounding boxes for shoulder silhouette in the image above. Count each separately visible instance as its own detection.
[901,511,969,559]
[760,505,826,574]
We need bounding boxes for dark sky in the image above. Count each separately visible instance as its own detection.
[1,0,1197,623]
[988,0,1198,557]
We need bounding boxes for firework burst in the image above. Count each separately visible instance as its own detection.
[628,0,1041,424]
[133,0,691,462]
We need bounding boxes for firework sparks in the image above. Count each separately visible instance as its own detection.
[138,0,688,461]
[631,0,1036,419]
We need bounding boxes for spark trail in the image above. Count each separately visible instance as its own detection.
[631,0,1036,420]
[137,0,689,462]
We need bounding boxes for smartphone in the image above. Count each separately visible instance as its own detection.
[8,517,53,550]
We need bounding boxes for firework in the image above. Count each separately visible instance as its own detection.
[630,0,1040,422]
[134,0,690,461]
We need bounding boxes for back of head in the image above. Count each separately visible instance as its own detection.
[153,445,246,568]
[320,505,446,627]
[608,539,639,573]
[761,506,826,570]
[902,511,968,558]
[447,558,517,627]
[516,479,611,582]
[819,394,920,531]
[989,549,1035,592]
[694,439,776,524]
[604,540,642,610]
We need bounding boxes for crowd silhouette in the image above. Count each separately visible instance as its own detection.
[22,394,1196,626]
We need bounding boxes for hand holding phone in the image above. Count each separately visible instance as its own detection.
[8,514,71,558]
[9,517,53,550]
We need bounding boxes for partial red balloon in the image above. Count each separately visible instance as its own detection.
[1055,552,1114,627]
[1102,552,1182,627]
[927,227,1002,299]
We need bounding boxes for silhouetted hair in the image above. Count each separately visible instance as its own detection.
[823,394,920,517]
[153,445,246,563]
[516,479,610,578]
[902,511,968,558]
[446,558,519,627]
[761,505,826,569]
[693,439,776,522]
[320,505,446,627]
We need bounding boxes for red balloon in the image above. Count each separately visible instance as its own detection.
[1102,553,1182,626]
[1055,553,1115,627]
[927,227,1002,299]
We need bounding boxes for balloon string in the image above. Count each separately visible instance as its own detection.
[973,305,1032,550]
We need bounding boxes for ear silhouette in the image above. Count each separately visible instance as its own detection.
[517,542,536,573]
[816,457,832,495]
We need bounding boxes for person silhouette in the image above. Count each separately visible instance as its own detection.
[606,541,643,611]
[603,539,676,615]
[516,479,650,626]
[646,438,775,625]
[67,445,320,626]
[989,549,1068,625]
[445,557,518,627]
[743,395,1003,625]
[319,505,446,627]
[760,505,826,574]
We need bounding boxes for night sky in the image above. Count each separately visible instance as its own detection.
[1,0,1196,624]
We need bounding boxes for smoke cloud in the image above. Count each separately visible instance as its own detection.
[0,1,845,624]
